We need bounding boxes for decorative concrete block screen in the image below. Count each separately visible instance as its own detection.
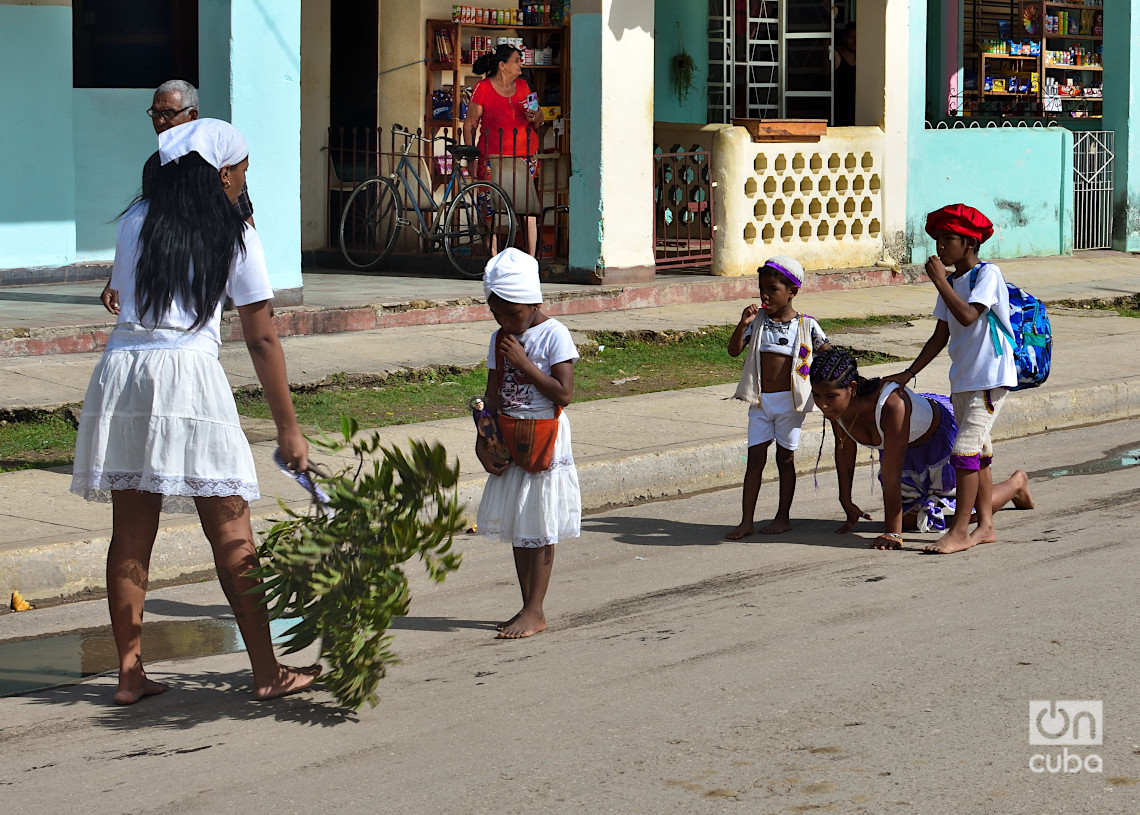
[713,126,885,275]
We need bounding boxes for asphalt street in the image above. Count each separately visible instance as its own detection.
[2,419,1139,814]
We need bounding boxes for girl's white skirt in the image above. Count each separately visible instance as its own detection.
[477,409,581,548]
[70,325,260,514]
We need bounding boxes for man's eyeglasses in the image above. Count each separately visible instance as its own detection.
[146,106,192,121]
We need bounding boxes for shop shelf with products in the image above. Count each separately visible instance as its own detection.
[977,50,1042,106]
[425,16,570,183]
[1038,1,1103,116]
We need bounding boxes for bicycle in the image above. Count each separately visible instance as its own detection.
[338,124,517,278]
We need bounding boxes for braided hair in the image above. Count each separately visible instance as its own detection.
[808,348,882,485]
[809,347,881,396]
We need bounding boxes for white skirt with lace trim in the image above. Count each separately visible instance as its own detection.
[476,409,581,548]
[70,329,259,514]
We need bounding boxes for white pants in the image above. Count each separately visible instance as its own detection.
[747,390,806,451]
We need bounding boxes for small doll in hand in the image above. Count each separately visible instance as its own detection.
[469,396,511,461]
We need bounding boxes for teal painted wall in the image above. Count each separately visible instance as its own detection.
[73,89,158,260]
[1101,2,1140,251]
[198,0,234,121]
[909,129,1074,260]
[908,0,1073,260]
[653,0,707,124]
[0,5,76,268]
[230,0,302,292]
[569,12,603,278]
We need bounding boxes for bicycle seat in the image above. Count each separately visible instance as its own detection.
[446,145,482,160]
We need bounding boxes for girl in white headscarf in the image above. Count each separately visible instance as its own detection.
[71,119,318,703]
[475,249,581,638]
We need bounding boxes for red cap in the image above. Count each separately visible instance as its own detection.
[925,203,995,245]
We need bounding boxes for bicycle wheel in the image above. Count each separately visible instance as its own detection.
[339,177,402,270]
[443,181,518,279]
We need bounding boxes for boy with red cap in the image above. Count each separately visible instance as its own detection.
[885,204,1017,553]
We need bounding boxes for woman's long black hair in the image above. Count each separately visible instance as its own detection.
[473,44,521,78]
[134,152,245,331]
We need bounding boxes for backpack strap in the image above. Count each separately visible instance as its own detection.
[967,262,1014,357]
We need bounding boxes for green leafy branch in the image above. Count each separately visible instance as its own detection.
[249,415,465,710]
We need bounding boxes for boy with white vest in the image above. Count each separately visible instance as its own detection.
[727,256,830,539]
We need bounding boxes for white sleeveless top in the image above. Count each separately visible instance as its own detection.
[837,382,934,450]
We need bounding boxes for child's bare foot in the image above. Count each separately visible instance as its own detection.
[497,611,522,631]
[114,675,169,706]
[254,664,321,700]
[1011,470,1035,509]
[725,522,755,540]
[496,610,546,639]
[924,528,977,554]
[758,518,791,535]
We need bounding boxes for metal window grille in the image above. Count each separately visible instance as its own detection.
[1073,130,1113,250]
[707,0,734,123]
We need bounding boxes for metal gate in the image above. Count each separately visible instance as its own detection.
[654,145,714,268]
[1073,130,1114,250]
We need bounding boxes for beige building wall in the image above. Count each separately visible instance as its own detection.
[300,0,331,250]
[713,125,885,275]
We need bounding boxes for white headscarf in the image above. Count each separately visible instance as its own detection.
[158,118,249,170]
[483,248,542,304]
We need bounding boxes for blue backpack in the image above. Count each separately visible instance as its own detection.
[969,264,1052,390]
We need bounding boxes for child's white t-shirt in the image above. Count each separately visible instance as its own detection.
[110,202,274,345]
[488,317,579,415]
[932,262,1018,392]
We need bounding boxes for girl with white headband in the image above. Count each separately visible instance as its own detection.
[474,248,581,639]
[70,119,318,703]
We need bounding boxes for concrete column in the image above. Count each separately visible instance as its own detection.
[857,0,917,265]
[569,0,655,284]
[199,0,304,300]
[1102,2,1140,252]
[301,0,332,251]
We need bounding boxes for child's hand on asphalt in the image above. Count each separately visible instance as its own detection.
[739,303,759,326]
[925,255,949,285]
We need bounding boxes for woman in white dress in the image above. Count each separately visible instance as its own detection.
[71,119,318,704]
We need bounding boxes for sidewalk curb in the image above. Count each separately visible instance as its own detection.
[3,377,1136,604]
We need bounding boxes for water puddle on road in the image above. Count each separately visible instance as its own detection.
[0,617,296,697]
[1028,446,1140,480]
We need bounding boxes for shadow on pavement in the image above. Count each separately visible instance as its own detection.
[144,599,232,618]
[583,514,872,549]
[18,670,357,729]
[390,616,499,632]
[0,291,98,305]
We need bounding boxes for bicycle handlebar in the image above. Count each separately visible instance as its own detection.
[391,123,457,147]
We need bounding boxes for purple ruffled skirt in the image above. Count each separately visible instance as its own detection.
[880,393,958,532]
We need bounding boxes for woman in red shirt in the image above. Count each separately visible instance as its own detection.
[464,45,545,255]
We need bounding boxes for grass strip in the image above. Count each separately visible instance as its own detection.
[0,412,78,473]
[235,322,905,431]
